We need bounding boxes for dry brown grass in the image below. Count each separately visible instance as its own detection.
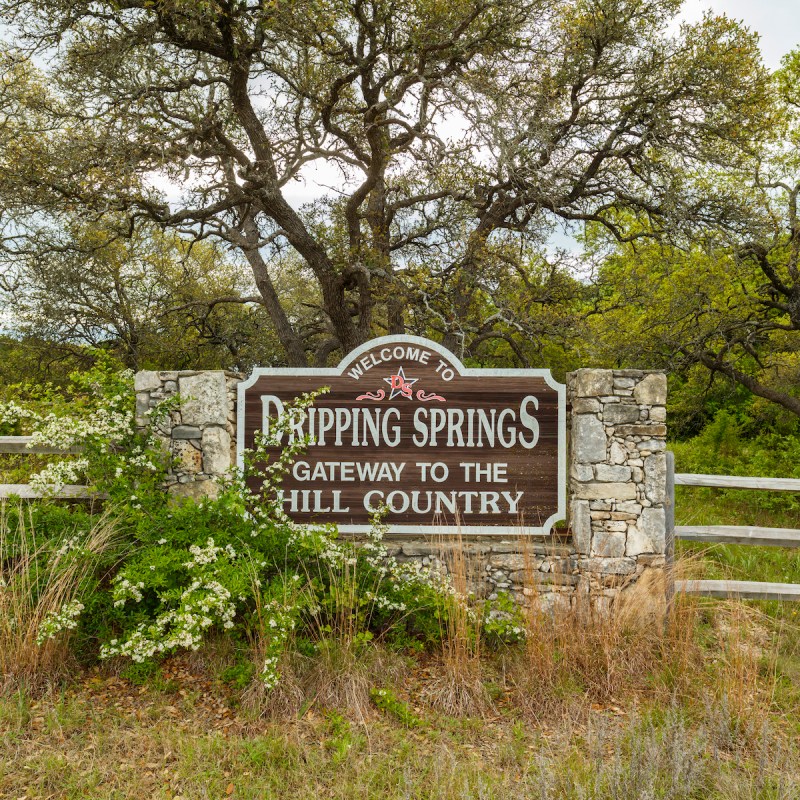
[514,552,705,719]
[512,549,785,728]
[0,502,120,692]
[422,532,492,717]
[242,652,305,720]
[302,637,404,718]
[703,599,780,744]
[242,549,406,721]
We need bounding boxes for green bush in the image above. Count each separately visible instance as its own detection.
[2,361,541,696]
[672,411,800,516]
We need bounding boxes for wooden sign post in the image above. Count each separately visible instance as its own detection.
[237,335,565,535]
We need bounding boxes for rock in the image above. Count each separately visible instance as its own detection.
[592,531,626,558]
[644,453,667,504]
[572,369,613,398]
[168,480,220,503]
[614,424,667,437]
[649,406,667,422]
[626,507,665,555]
[602,404,641,425]
[135,394,151,426]
[172,425,202,440]
[507,561,545,580]
[179,372,229,426]
[573,414,606,463]
[489,542,520,553]
[571,398,602,413]
[574,482,638,501]
[134,371,162,392]
[172,440,203,473]
[609,441,628,465]
[581,558,637,575]
[401,542,436,556]
[570,463,594,482]
[510,571,578,587]
[613,369,645,378]
[633,373,667,405]
[490,553,527,571]
[154,417,172,437]
[616,500,643,515]
[202,426,232,474]
[637,439,666,451]
[595,464,632,482]
[570,499,591,554]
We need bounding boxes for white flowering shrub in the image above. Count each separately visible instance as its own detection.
[37,599,85,645]
[89,390,455,688]
[0,351,172,501]
[2,363,520,688]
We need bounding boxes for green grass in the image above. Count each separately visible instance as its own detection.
[674,486,800,710]
[675,487,800,586]
[1,685,798,800]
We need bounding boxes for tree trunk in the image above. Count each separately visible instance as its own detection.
[241,245,308,367]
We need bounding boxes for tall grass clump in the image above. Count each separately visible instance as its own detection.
[0,502,120,691]
[515,553,706,718]
[298,530,410,719]
[423,533,492,717]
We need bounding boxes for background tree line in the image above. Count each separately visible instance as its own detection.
[0,0,798,437]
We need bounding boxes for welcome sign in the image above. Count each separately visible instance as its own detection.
[237,336,566,535]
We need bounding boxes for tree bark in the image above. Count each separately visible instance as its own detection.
[698,352,800,417]
[240,218,308,366]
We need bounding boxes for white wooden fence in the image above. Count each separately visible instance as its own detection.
[668,451,800,602]
[0,435,94,499]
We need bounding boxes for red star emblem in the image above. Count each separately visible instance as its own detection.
[383,366,418,399]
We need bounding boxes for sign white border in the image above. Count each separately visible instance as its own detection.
[237,335,566,536]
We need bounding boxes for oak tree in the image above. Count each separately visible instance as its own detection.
[0,0,771,364]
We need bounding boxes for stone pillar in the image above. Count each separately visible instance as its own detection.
[567,368,668,613]
[134,370,240,500]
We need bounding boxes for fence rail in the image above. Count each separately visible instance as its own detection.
[675,473,800,492]
[0,483,98,500]
[675,580,800,602]
[676,525,800,548]
[0,435,83,455]
[670,453,800,602]
[0,435,90,500]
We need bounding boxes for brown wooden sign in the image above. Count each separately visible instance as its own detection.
[237,336,565,535]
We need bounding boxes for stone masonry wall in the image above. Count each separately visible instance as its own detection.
[133,367,668,616]
[134,370,240,501]
[382,369,668,615]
